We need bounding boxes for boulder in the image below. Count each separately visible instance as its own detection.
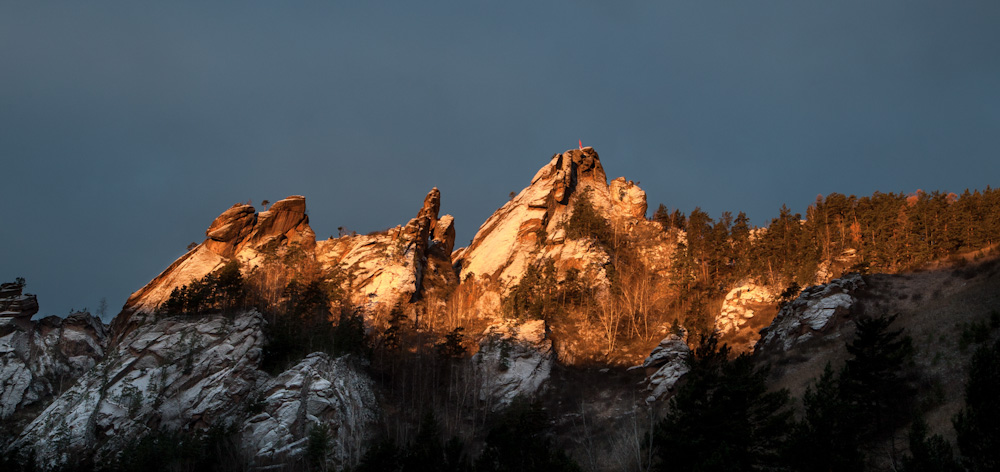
[204,204,256,255]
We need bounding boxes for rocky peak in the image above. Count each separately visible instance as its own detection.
[609,176,648,219]
[400,187,454,259]
[431,214,456,257]
[456,147,647,287]
[545,147,607,204]
[418,187,441,221]
[450,147,669,366]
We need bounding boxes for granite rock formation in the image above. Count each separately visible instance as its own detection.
[1,310,108,421]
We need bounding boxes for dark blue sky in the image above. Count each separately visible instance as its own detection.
[3,2,999,321]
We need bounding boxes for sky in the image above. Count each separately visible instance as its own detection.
[2,2,999,321]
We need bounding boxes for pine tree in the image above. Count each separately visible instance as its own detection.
[403,412,446,472]
[953,338,1000,472]
[901,419,961,472]
[840,314,915,439]
[653,203,672,230]
[786,364,864,472]
[475,400,580,472]
[653,336,792,472]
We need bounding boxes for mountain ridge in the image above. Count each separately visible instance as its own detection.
[3,146,1000,470]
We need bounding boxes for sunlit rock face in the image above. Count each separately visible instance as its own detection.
[314,187,458,321]
[756,273,867,352]
[452,147,669,365]
[0,311,108,421]
[110,196,315,342]
[112,190,459,340]
[716,284,774,336]
[456,148,632,289]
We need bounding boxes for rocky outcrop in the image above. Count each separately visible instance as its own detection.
[0,283,38,320]
[111,196,316,341]
[608,177,647,220]
[242,353,378,468]
[633,332,691,404]
[203,203,257,256]
[204,196,316,259]
[814,248,860,285]
[11,312,265,468]
[473,319,553,409]
[715,284,774,336]
[756,273,866,352]
[0,311,108,420]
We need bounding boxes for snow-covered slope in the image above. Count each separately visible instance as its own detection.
[11,312,265,467]
[242,353,377,468]
[9,310,378,470]
[1,312,107,421]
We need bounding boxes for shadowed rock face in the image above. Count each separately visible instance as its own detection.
[1,311,108,421]
[9,310,376,470]
[472,319,554,409]
[242,353,377,468]
[756,273,867,353]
